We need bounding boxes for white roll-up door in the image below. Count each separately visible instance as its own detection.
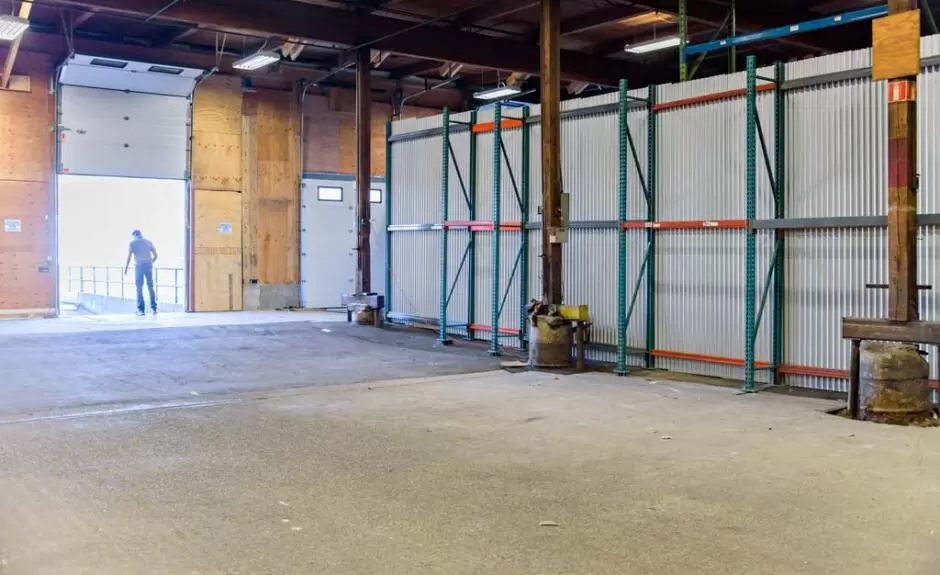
[56,54,203,180]
[59,86,190,179]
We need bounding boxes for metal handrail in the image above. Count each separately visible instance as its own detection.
[64,265,184,305]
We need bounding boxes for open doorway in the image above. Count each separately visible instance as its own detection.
[57,175,188,315]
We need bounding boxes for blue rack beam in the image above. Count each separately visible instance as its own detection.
[684,5,888,56]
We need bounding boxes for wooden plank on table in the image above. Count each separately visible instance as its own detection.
[842,318,940,344]
[872,10,921,81]
[192,188,243,312]
[0,181,53,312]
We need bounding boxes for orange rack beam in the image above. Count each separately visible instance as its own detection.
[443,220,523,232]
[471,119,524,133]
[653,84,775,113]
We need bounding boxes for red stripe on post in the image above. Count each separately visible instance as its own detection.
[887,138,911,189]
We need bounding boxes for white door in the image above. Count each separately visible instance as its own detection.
[59,85,189,179]
[301,177,386,309]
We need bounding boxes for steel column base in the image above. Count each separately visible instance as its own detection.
[528,316,573,368]
[342,293,385,328]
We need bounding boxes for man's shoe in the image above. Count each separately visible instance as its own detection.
[135,310,146,317]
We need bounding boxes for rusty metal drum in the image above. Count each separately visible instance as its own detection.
[859,341,931,424]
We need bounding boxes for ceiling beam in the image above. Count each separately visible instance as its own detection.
[560,5,643,36]
[49,0,646,85]
[449,0,539,29]
[157,25,200,46]
[19,29,461,99]
[1,1,34,89]
[630,0,837,52]
[389,59,443,79]
[72,9,97,28]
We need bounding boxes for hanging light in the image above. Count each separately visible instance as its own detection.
[624,36,681,54]
[473,82,523,101]
[0,14,29,41]
[232,50,281,71]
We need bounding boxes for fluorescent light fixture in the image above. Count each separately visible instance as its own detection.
[473,83,522,101]
[624,35,680,54]
[0,14,29,41]
[232,50,281,71]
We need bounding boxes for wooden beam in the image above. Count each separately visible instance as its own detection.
[882,1,920,321]
[157,25,200,46]
[450,0,539,28]
[560,5,642,36]
[54,0,639,85]
[540,0,562,305]
[628,0,836,52]
[72,10,97,28]
[1,1,33,90]
[355,47,372,295]
[389,59,442,79]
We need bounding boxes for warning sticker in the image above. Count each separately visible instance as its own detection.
[4,219,21,233]
[219,223,233,234]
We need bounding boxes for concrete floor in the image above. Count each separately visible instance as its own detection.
[1,316,939,574]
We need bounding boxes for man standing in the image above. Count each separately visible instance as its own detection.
[124,230,159,316]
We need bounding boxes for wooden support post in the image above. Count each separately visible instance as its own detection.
[848,339,861,419]
[883,0,920,321]
[540,0,563,305]
[355,47,372,295]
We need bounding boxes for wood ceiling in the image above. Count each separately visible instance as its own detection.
[1,0,908,107]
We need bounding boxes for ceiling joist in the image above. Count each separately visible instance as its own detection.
[1,0,34,89]
[52,0,639,85]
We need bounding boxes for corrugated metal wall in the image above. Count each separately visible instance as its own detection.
[388,34,940,389]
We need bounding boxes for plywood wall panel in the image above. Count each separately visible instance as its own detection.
[193,76,242,134]
[0,53,53,184]
[192,131,241,191]
[244,89,300,286]
[241,114,259,283]
[192,188,242,311]
[302,90,438,177]
[0,181,53,313]
[192,75,242,192]
[0,51,54,315]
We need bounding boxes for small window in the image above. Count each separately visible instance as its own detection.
[318,186,343,202]
[148,65,184,75]
[370,188,382,204]
[89,58,128,69]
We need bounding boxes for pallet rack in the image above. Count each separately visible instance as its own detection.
[385,25,940,391]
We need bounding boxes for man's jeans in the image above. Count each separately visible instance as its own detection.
[135,262,157,312]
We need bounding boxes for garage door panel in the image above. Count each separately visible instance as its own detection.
[59,86,189,179]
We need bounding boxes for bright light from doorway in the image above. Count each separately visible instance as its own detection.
[58,175,186,269]
[57,175,188,310]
